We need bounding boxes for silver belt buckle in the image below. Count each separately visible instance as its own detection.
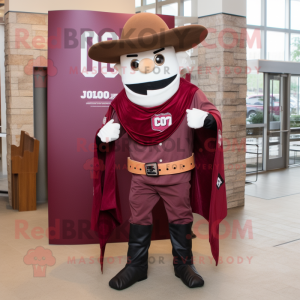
[145,162,159,177]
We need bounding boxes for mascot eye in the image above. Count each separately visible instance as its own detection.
[130,59,139,71]
[154,54,165,66]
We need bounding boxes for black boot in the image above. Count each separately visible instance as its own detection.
[169,222,204,288]
[109,223,152,290]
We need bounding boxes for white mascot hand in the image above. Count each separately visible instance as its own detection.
[98,119,121,143]
[186,108,209,129]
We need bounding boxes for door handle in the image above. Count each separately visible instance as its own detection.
[267,130,290,134]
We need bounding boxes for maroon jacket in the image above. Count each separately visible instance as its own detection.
[92,79,227,271]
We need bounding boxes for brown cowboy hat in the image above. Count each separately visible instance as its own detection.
[88,13,208,64]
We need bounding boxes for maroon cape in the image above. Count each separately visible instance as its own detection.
[92,78,227,272]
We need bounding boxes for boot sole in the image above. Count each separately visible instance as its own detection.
[137,275,148,282]
[109,275,148,291]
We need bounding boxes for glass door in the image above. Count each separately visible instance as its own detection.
[264,74,289,170]
[289,76,300,165]
[246,72,265,175]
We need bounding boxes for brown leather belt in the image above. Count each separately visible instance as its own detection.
[127,154,195,177]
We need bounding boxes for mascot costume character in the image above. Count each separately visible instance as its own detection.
[88,13,227,290]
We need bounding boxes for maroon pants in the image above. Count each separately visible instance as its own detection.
[128,177,193,225]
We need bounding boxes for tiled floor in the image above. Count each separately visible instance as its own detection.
[245,166,300,199]
[1,184,300,299]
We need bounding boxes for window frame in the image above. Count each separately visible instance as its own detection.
[135,0,193,17]
[247,0,300,61]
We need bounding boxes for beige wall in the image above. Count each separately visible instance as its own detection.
[5,0,135,14]
[197,0,246,18]
[197,14,247,208]
[4,0,135,205]
[5,12,48,205]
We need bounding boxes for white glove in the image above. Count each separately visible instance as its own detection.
[186,108,209,129]
[98,119,121,143]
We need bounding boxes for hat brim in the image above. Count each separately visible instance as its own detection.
[88,25,208,64]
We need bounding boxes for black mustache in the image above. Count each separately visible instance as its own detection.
[125,74,177,95]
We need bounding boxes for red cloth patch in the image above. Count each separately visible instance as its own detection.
[151,113,172,132]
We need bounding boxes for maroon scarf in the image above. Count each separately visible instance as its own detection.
[107,78,198,145]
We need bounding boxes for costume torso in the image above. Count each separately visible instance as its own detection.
[111,88,219,186]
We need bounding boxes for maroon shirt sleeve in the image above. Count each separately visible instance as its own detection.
[191,89,217,130]
[111,109,126,138]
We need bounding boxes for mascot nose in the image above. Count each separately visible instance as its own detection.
[139,58,155,74]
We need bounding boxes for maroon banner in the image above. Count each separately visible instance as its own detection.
[48,11,175,244]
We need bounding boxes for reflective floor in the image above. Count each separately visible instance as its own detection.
[245,166,300,199]
[1,178,300,300]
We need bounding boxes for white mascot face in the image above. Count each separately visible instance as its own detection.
[115,46,190,108]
